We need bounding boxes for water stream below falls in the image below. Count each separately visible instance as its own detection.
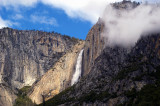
[71,49,84,85]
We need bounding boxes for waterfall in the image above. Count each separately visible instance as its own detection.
[71,49,84,85]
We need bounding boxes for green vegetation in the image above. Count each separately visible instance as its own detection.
[150,65,160,85]
[63,35,80,43]
[71,37,80,42]
[38,85,111,106]
[123,84,160,106]
[132,75,143,81]
[114,54,149,81]
[14,86,35,106]
[135,84,160,106]
[114,62,141,80]
[18,86,31,95]
[78,90,110,103]
[123,66,160,106]
[38,85,75,106]
[39,62,160,105]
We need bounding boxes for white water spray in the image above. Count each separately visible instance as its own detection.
[71,49,84,85]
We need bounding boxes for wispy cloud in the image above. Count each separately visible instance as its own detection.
[12,14,23,20]
[40,0,114,24]
[0,0,124,24]
[0,16,12,28]
[30,15,58,26]
[0,0,159,28]
[102,4,160,47]
[0,0,38,7]
[41,0,159,24]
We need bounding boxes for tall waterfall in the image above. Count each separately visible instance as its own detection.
[71,49,84,85]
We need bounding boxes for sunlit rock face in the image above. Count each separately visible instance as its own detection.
[0,27,78,89]
[40,2,160,105]
[0,84,16,106]
[82,19,105,76]
[28,41,85,104]
[42,24,160,106]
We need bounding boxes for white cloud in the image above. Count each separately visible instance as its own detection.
[0,0,38,7]
[0,0,123,24]
[102,4,160,47]
[0,17,12,28]
[40,0,123,23]
[30,15,58,26]
[0,0,159,28]
[12,14,23,20]
[40,0,158,23]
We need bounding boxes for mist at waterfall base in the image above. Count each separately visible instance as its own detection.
[101,4,160,47]
[71,49,84,86]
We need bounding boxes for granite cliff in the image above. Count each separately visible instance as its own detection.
[82,19,105,76]
[0,28,78,89]
[41,1,160,106]
[1,1,160,106]
[28,41,84,104]
[0,27,81,106]
[43,33,160,106]
[0,84,16,106]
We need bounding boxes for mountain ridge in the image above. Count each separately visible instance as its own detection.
[0,27,83,106]
[38,1,160,105]
[1,1,160,106]
[40,27,160,106]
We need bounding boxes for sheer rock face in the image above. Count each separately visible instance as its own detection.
[0,28,78,89]
[43,33,160,106]
[28,41,85,104]
[82,1,140,77]
[79,34,160,105]
[0,84,16,106]
[82,19,105,76]
[33,1,160,106]
[41,2,160,105]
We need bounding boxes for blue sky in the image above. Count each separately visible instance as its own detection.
[0,2,92,39]
[0,0,158,39]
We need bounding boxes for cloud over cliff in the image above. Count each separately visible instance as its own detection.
[102,3,160,47]
[0,0,159,38]
[0,0,122,29]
